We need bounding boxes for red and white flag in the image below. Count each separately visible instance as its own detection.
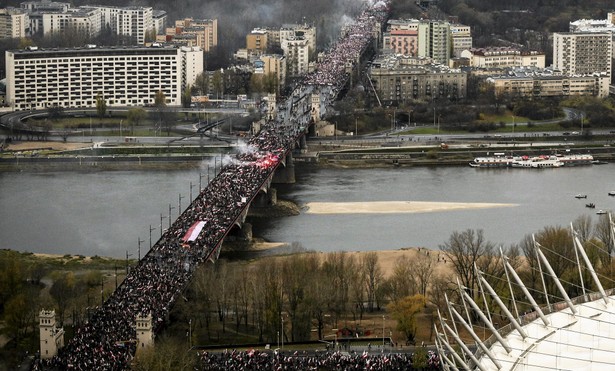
[182,221,206,242]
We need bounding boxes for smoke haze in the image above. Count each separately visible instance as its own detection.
[150,0,372,50]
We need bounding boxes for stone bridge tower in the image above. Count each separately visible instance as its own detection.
[136,312,154,352]
[39,309,64,359]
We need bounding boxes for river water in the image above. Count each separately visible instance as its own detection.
[1,164,613,258]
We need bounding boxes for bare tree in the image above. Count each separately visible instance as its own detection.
[439,229,495,300]
[361,252,382,312]
[415,252,435,297]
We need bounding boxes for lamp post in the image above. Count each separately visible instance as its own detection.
[190,181,196,201]
[100,276,106,306]
[382,315,385,351]
[188,319,193,349]
[179,193,185,213]
[125,250,133,274]
[281,314,285,351]
[168,203,175,229]
[149,225,156,252]
[137,237,144,262]
[160,213,166,237]
[199,172,208,192]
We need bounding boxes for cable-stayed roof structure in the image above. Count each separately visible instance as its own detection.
[437,213,615,370]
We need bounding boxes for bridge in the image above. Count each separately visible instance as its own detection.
[34,2,391,369]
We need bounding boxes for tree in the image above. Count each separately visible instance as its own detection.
[387,294,426,345]
[153,90,172,135]
[362,252,382,312]
[127,107,147,135]
[181,86,192,109]
[49,271,76,325]
[96,93,107,119]
[415,252,435,296]
[439,229,495,300]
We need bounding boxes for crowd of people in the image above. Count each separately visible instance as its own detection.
[33,1,395,369]
[303,0,390,92]
[198,349,441,370]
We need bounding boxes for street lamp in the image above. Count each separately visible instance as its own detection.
[149,225,156,252]
[168,203,175,229]
[179,193,185,213]
[382,315,385,351]
[190,181,196,201]
[137,237,144,262]
[199,171,208,192]
[125,250,133,274]
[160,213,166,237]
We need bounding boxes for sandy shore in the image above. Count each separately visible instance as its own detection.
[304,201,518,214]
[6,141,91,151]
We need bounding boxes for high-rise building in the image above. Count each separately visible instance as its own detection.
[0,8,28,39]
[553,32,612,77]
[6,45,203,110]
[418,20,450,64]
[461,47,545,69]
[282,36,310,76]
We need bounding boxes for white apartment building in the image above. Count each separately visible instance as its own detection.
[488,73,609,98]
[0,8,28,39]
[553,32,612,77]
[418,20,450,65]
[461,47,545,68]
[280,24,316,56]
[41,7,101,38]
[6,45,203,110]
[282,36,309,76]
[387,19,420,31]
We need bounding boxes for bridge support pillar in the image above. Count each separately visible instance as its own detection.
[241,222,253,241]
[254,188,277,207]
[273,153,295,184]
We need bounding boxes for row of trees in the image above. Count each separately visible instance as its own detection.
[172,250,437,346]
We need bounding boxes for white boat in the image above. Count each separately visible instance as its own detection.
[609,191,615,196]
[555,154,594,166]
[511,156,564,168]
[575,194,587,199]
[596,210,608,215]
[469,155,520,168]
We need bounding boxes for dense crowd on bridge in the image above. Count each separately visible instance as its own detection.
[303,0,389,91]
[33,123,295,370]
[198,349,441,370]
[34,1,392,370]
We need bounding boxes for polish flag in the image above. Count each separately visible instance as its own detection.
[182,221,206,242]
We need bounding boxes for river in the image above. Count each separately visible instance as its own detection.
[0,164,613,258]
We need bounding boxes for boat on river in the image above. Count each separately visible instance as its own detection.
[511,156,564,168]
[469,155,521,168]
[575,194,587,199]
[609,191,615,196]
[597,210,608,215]
[586,203,595,208]
[469,154,593,168]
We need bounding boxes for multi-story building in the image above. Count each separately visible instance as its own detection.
[450,23,472,58]
[254,54,286,92]
[282,36,309,76]
[461,47,545,68]
[280,24,316,56]
[161,18,217,52]
[0,8,28,39]
[246,28,269,55]
[387,19,420,31]
[487,72,609,98]
[553,32,612,77]
[418,20,450,64]
[19,2,161,44]
[40,7,101,38]
[5,44,203,110]
[369,54,467,104]
[385,29,418,56]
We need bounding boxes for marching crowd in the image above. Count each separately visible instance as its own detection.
[198,349,441,371]
[33,1,396,369]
